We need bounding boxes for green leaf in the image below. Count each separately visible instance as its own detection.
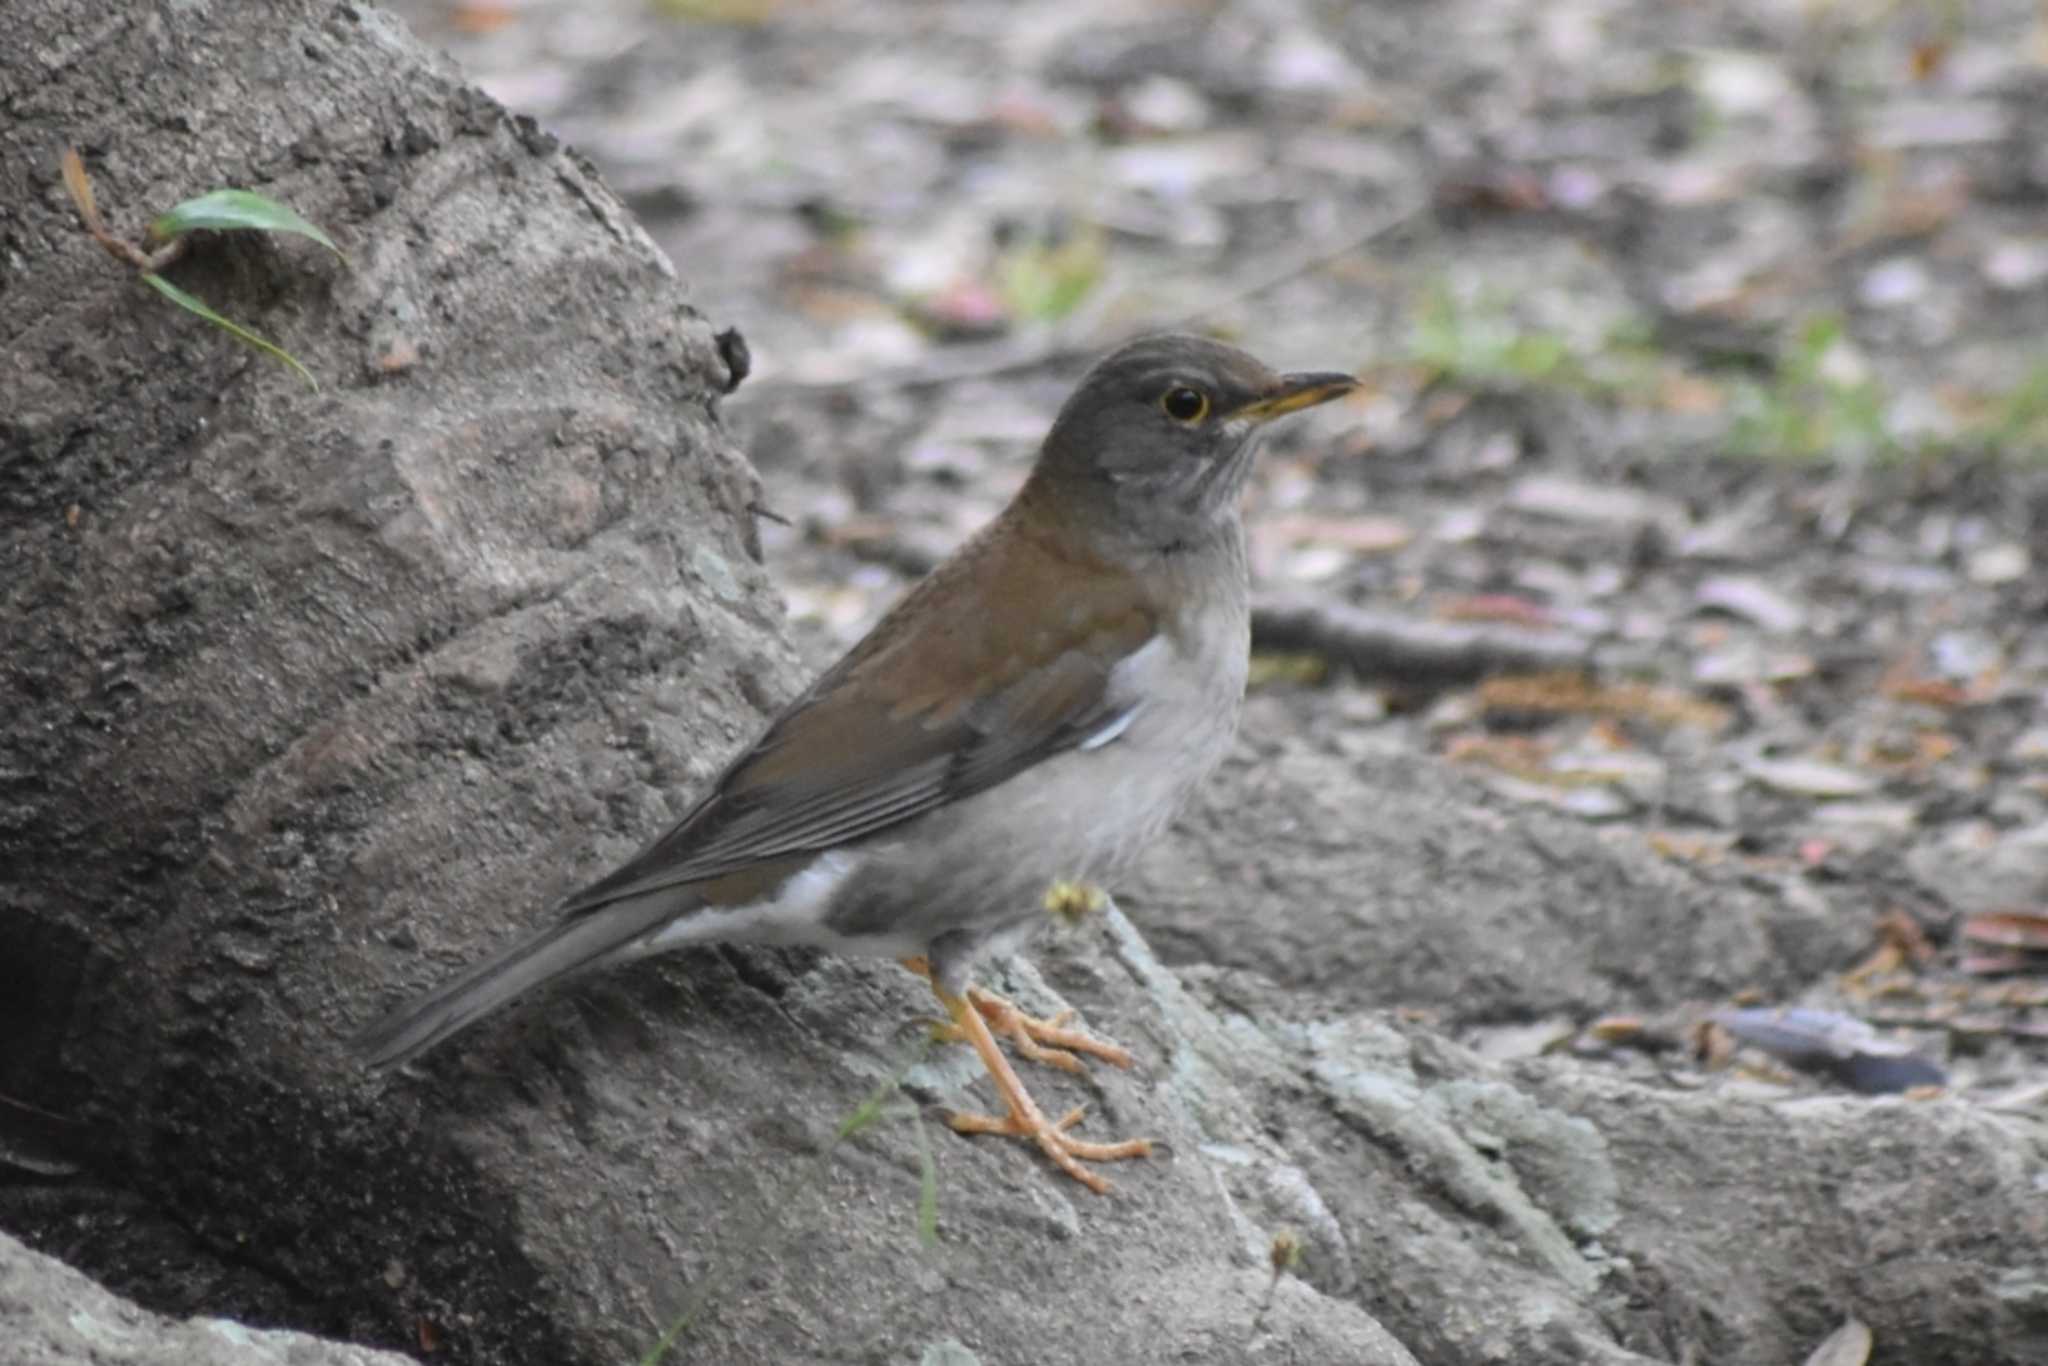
[149,189,344,261]
[140,273,319,390]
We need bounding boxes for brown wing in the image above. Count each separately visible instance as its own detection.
[559,518,1160,917]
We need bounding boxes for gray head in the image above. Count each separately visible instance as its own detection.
[1033,334,1356,552]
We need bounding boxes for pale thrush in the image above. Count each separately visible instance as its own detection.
[355,333,1357,1192]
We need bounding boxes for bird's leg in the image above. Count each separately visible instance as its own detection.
[927,979,1152,1195]
[898,957,1134,1074]
[966,988,1134,1074]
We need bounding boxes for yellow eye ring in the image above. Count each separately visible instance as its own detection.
[1160,386,1209,423]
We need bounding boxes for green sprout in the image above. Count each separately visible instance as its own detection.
[62,148,340,389]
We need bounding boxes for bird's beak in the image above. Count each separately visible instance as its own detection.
[1229,371,1359,423]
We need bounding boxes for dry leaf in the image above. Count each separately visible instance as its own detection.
[1962,950,2042,977]
[376,337,420,374]
[60,146,102,233]
[1908,39,1949,82]
[1860,730,1957,773]
[1247,651,1333,687]
[1696,574,1806,633]
[1876,909,1936,964]
[1443,732,1555,781]
[1657,371,1725,415]
[1801,1315,1872,1366]
[1744,756,1880,798]
[1256,514,1414,556]
[1693,1017,1736,1069]
[450,0,519,32]
[1479,672,1731,731]
[1843,910,1936,988]
[1587,1015,1645,1044]
[1647,830,1735,864]
[1961,911,2048,951]
[1880,676,1971,707]
[1435,594,1557,627]
[416,1316,442,1353]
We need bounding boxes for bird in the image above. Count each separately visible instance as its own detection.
[353,333,1357,1193]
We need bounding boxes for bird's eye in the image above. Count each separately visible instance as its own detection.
[1159,386,1209,423]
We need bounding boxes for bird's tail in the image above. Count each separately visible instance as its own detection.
[351,895,685,1070]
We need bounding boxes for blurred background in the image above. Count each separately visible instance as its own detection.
[382,0,2048,1079]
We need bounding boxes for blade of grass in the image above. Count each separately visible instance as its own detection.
[913,1112,940,1248]
[140,273,318,391]
[150,189,345,262]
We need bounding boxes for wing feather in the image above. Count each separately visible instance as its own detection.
[560,523,1160,917]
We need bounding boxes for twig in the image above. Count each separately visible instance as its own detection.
[820,553,1595,694]
[0,1089,91,1177]
[1862,1011,2048,1041]
[1169,193,1426,328]
[1252,593,1593,690]
[61,147,188,273]
[748,195,1427,396]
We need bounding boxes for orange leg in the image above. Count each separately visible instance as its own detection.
[968,990,1135,1074]
[929,981,1152,1195]
[898,957,1135,1074]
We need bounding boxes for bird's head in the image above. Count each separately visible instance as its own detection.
[1034,333,1356,554]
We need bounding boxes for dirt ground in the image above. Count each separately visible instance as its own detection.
[376,0,2048,1105]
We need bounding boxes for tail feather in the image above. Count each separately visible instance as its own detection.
[352,897,684,1070]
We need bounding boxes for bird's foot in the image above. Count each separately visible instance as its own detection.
[960,986,1134,1075]
[946,1101,1151,1196]
[899,957,1133,1076]
[932,983,1152,1195]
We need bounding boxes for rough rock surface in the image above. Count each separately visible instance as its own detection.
[3,3,2044,1366]
[1133,694,1868,1023]
[1,1230,417,1366]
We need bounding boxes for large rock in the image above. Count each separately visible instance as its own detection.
[1,1230,416,1366]
[3,0,787,1357]
[1133,693,1866,1023]
[1163,932,2048,1365]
